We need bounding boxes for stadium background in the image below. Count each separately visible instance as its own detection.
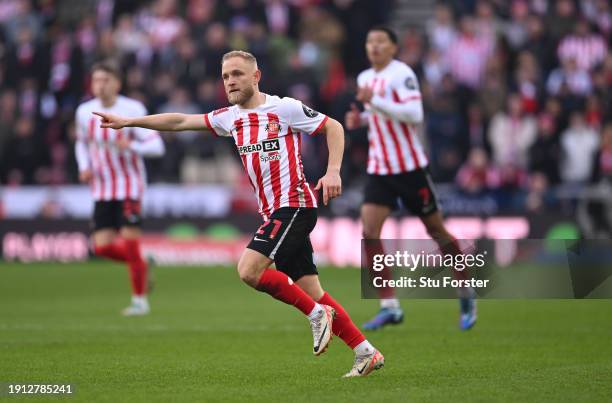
[1,0,611,263]
[1,1,611,402]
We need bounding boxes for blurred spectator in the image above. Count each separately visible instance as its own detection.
[477,71,507,121]
[466,102,487,150]
[2,0,41,44]
[584,95,603,130]
[524,171,554,212]
[140,0,185,53]
[545,0,577,43]
[503,0,530,50]
[488,93,537,170]
[521,13,555,74]
[529,113,560,184]
[582,0,611,39]
[3,116,49,185]
[592,122,612,183]
[456,147,500,194]
[546,57,592,97]
[112,14,150,60]
[512,51,542,114]
[198,22,230,79]
[426,3,456,55]
[447,15,493,89]
[426,73,468,181]
[557,18,607,73]
[560,111,600,183]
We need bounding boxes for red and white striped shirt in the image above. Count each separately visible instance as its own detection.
[357,59,429,175]
[75,96,164,201]
[558,34,607,72]
[204,95,327,220]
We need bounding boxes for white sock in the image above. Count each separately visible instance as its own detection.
[307,303,324,320]
[132,295,148,307]
[380,298,400,309]
[353,340,375,356]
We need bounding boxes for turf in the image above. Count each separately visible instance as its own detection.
[1,262,611,402]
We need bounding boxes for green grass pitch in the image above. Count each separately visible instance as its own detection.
[1,262,611,402]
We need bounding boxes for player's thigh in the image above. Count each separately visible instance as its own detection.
[92,229,119,247]
[237,248,273,286]
[361,203,392,239]
[296,274,324,301]
[120,226,142,240]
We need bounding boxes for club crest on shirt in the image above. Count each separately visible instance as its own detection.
[302,104,319,118]
[265,121,281,134]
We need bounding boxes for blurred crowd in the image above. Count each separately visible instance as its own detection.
[0,0,610,214]
[423,0,611,214]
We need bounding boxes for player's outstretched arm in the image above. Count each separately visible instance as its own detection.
[92,111,209,132]
[314,117,344,206]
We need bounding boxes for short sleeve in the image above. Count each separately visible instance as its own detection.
[204,107,233,137]
[281,97,328,136]
[391,66,422,104]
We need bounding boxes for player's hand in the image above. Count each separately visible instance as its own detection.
[314,169,342,206]
[92,111,129,129]
[116,137,131,151]
[79,170,92,183]
[345,103,362,130]
[356,86,374,103]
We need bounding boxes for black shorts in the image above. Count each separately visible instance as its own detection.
[247,207,318,281]
[92,200,143,231]
[363,168,439,216]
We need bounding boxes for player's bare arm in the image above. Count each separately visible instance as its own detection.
[314,117,344,205]
[93,111,209,132]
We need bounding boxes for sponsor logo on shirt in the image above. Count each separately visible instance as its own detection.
[237,138,280,155]
[260,152,281,162]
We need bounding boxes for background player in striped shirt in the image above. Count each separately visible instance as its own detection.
[75,61,165,316]
[92,51,384,377]
[345,26,477,331]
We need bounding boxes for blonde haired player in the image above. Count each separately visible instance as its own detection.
[93,51,384,377]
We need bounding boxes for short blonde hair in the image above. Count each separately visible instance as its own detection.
[221,50,258,67]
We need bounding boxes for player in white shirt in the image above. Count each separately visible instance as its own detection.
[75,61,165,316]
[345,26,477,331]
[93,51,384,377]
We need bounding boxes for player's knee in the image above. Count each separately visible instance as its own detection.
[425,224,447,240]
[362,225,381,239]
[237,262,260,288]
